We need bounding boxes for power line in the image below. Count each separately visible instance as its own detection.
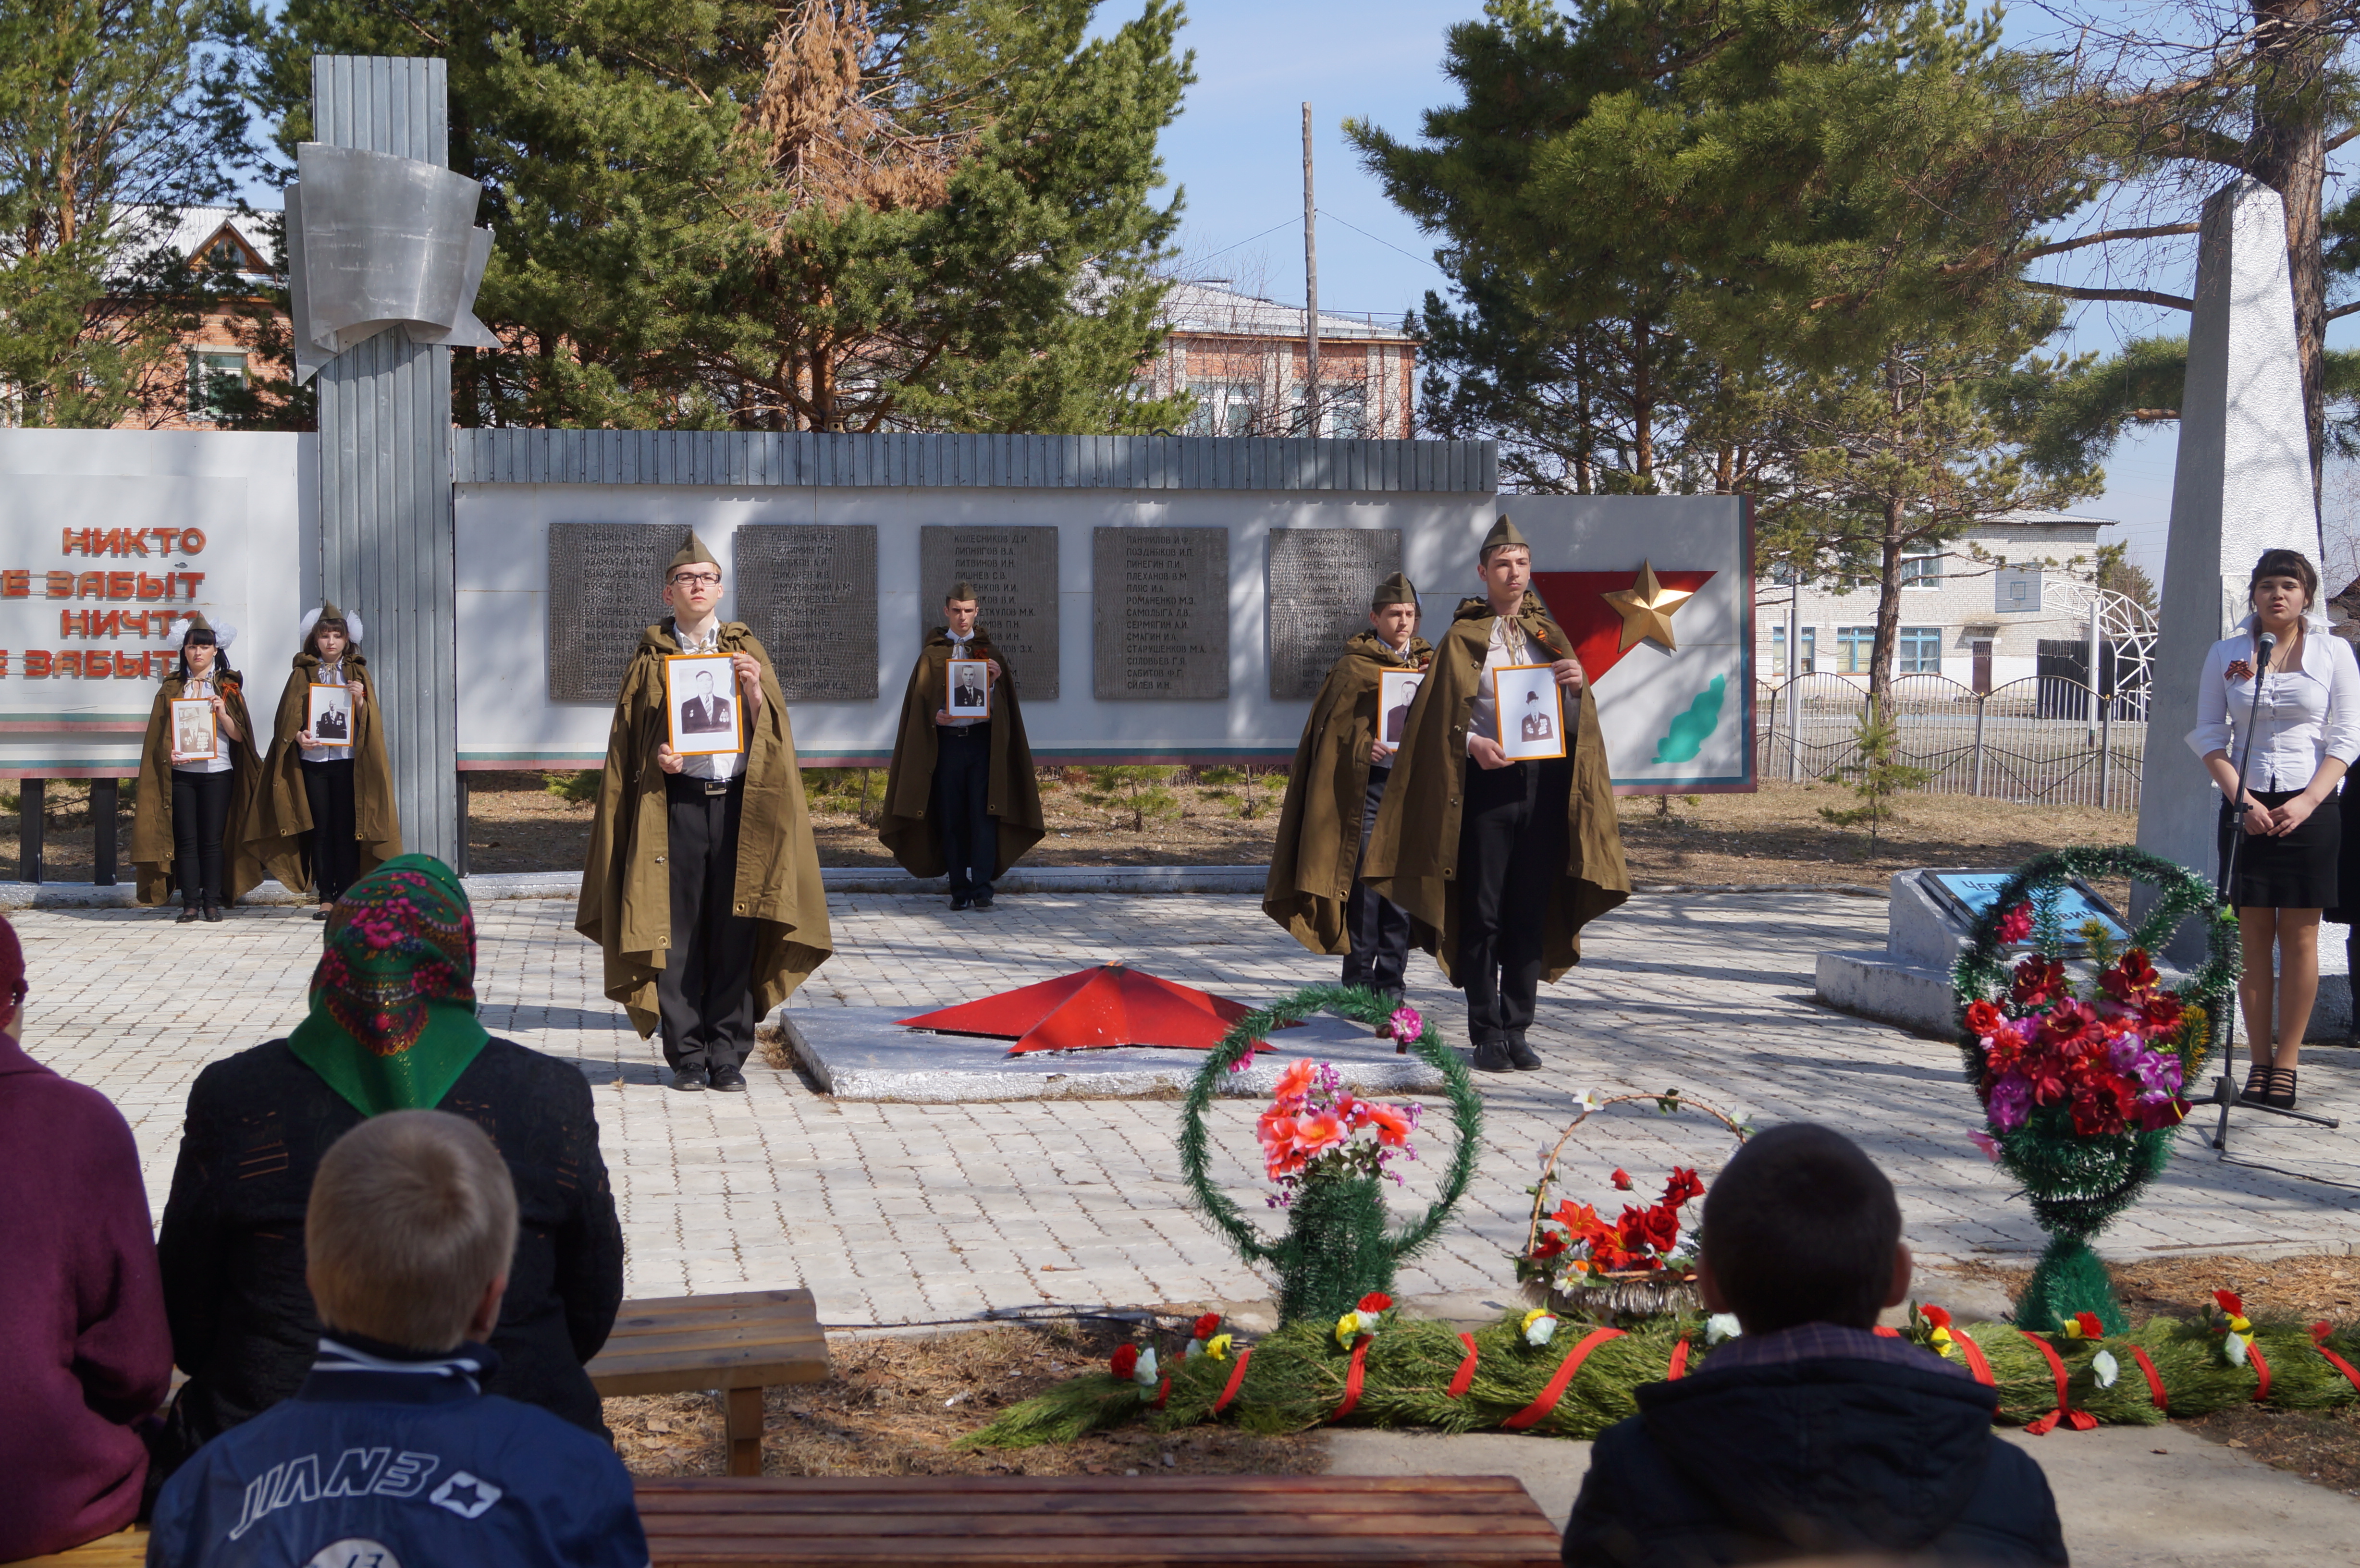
[1188,216,1303,266]
[1316,208,1448,276]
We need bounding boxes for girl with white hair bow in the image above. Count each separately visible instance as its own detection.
[248,601,403,918]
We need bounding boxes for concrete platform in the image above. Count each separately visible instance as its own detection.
[770,1005,1448,1102]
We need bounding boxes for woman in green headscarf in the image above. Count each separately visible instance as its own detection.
[151,856,626,1476]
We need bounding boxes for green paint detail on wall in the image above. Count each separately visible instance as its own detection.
[1653,674,1726,764]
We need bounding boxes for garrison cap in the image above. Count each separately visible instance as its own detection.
[666,530,720,575]
[1370,571,1419,609]
[946,581,981,604]
[1479,515,1529,559]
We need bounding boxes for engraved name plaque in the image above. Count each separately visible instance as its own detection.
[547,523,681,703]
[1093,527,1229,700]
[1266,528,1404,699]
[732,525,879,701]
[919,525,1060,699]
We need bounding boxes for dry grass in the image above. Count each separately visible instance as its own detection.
[1945,1252,2360,1498]
[609,1320,1322,1480]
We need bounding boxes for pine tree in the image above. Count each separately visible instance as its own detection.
[263,0,1194,432]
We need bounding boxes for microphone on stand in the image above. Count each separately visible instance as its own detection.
[2219,631,2275,900]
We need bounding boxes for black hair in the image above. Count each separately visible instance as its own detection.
[2250,548,2320,609]
[176,625,234,684]
[1700,1123,1901,1333]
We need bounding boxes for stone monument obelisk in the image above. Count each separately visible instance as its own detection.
[2136,176,2319,954]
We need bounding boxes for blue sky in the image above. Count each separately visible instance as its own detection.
[1122,0,2360,585]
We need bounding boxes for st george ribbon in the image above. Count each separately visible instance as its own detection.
[284,142,499,382]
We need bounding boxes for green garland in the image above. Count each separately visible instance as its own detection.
[965,1310,2360,1448]
[1177,983,1484,1325]
[1951,846,2239,1333]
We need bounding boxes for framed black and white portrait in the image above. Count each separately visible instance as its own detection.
[1377,670,1425,747]
[307,684,353,747]
[665,654,742,756]
[1493,663,1566,762]
[946,658,990,719]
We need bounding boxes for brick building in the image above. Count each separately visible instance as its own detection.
[1138,280,1417,439]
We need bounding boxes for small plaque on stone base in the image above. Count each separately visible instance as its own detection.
[920,525,1059,698]
[733,525,879,701]
[546,523,679,703]
[1266,528,1404,699]
[1093,527,1229,700]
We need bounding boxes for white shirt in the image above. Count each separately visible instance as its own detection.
[298,660,349,765]
[172,676,233,774]
[672,620,744,783]
[1466,613,1544,751]
[939,630,983,730]
[2186,616,2360,793]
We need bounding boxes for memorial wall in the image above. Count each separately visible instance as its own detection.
[455,484,1753,791]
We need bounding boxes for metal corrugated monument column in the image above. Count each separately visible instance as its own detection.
[309,55,460,866]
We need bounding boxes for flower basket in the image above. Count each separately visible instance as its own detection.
[1178,984,1483,1327]
[1952,847,2237,1333]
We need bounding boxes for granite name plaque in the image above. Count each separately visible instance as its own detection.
[1093,527,1229,700]
[546,523,680,703]
[1266,528,1404,699]
[732,524,879,701]
[919,525,1059,698]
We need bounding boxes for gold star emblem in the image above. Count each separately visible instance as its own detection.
[1601,561,1695,653]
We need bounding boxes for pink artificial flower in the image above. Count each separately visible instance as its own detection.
[1968,1129,2003,1163]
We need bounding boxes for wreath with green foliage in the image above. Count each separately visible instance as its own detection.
[1177,983,1484,1326]
[1951,846,2238,1331]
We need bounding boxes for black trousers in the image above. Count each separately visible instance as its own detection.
[171,769,234,906]
[1342,763,1412,994]
[299,757,359,903]
[657,773,759,1072]
[933,724,996,895]
[1455,755,1573,1043]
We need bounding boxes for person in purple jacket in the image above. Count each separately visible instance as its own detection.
[0,914,175,1560]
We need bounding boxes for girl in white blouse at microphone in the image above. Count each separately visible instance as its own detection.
[2189,548,2360,1110]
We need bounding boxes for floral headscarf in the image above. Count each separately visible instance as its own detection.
[287,854,491,1116]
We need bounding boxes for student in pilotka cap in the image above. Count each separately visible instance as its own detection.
[1362,517,1630,1073]
[877,581,1045,911]
[576,530,832,1092]
[1265,570,1434,1000]
[130,614,265,923]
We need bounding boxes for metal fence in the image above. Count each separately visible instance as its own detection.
[1754,674,2147,812]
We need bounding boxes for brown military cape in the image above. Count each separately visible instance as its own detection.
[1263,629,1435,956]
[878,626,1045,878]
[1362,592,1629,983]
[246,651,403,894]
[129,671,267,906]
[575,620,832,1037]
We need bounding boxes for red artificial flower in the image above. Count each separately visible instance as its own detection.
[1358,1291,1394,1313]
[2214,1290,2245,1318]
[2100,948,2161,1004]
[1610,1168,1634,1191]
[1193,1313,1221,1340]
[1963,1000,2008,1040]
[1530,1230,1570,1261]
[2067,1078,2132,1137]
[2135,1096,2190,1132]
[2037,999,2099,1050]
[1661,1167,1706,1208]
[2011,956,2069,1008]
[1109,1345,1139,1380]
[1994,902,2035,944]
[1617,1203,1681,1258]
[1363,1101,1414,1147]
[1921,1305,1954,1329]
[2072,1312,2105,1340]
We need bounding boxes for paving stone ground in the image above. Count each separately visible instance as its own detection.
[31,888,2358,1328]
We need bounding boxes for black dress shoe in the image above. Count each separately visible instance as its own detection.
[972,889,995,910]
[708,1064,748,1092]
[1507,1033,1543,1070]
[1470,1038,1515,1074]
[669,1066,709,1092]
[201,900,223,922]
[950,892,973,912]
[176,904,201,924]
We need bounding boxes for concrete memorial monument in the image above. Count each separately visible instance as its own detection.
[919,525,1058,698]
[733,524,878,701]
[1265,528,1404,699]
[546,523,678,703]
[1092,526,1228,701]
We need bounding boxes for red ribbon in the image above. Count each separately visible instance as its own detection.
[1952,1327,1995,1387]
[1153,1376,1170,1410]
[1502,1327,1625,1431]
[1871,1326,1902,1339]
[1446,1333,1480,1399]
[1330,1335,1373,1421]
[2248,1340,2271,1404]
[1667,1338,1690,1381]
[2129,1346,2168,1412]
[1212,1347,1253,1414]
[2314,1323,2360,1396]
[2017,1332,2098,1434]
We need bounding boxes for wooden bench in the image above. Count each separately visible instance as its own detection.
[5,1527,145,1566]
[632,1474,1563,1567]
[589,1287,832,1477]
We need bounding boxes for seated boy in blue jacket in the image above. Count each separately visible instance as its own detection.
[150,1110,648,1568]
[1562,1123,2068,1568]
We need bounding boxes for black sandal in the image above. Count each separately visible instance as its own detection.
[2242,1062,2274,1105]
[2267,1067,2299,1110]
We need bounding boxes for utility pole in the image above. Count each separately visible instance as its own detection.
[1302,101,1320,439]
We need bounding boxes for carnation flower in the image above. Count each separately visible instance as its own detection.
[1109,1344,1139,1380]
[1705,1313,1742,1345]
[1521,1308,1559,1347]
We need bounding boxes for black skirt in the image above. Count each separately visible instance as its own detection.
[2331,785,2360,924]
[2220,788,2340,910]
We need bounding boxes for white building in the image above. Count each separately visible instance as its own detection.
[1755,510,2121,691]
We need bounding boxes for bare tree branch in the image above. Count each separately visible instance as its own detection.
[2017,221,2202,260]
[2023,280,2196,311]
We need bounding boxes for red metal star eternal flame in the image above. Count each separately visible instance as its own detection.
[897,962,1277,1056]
